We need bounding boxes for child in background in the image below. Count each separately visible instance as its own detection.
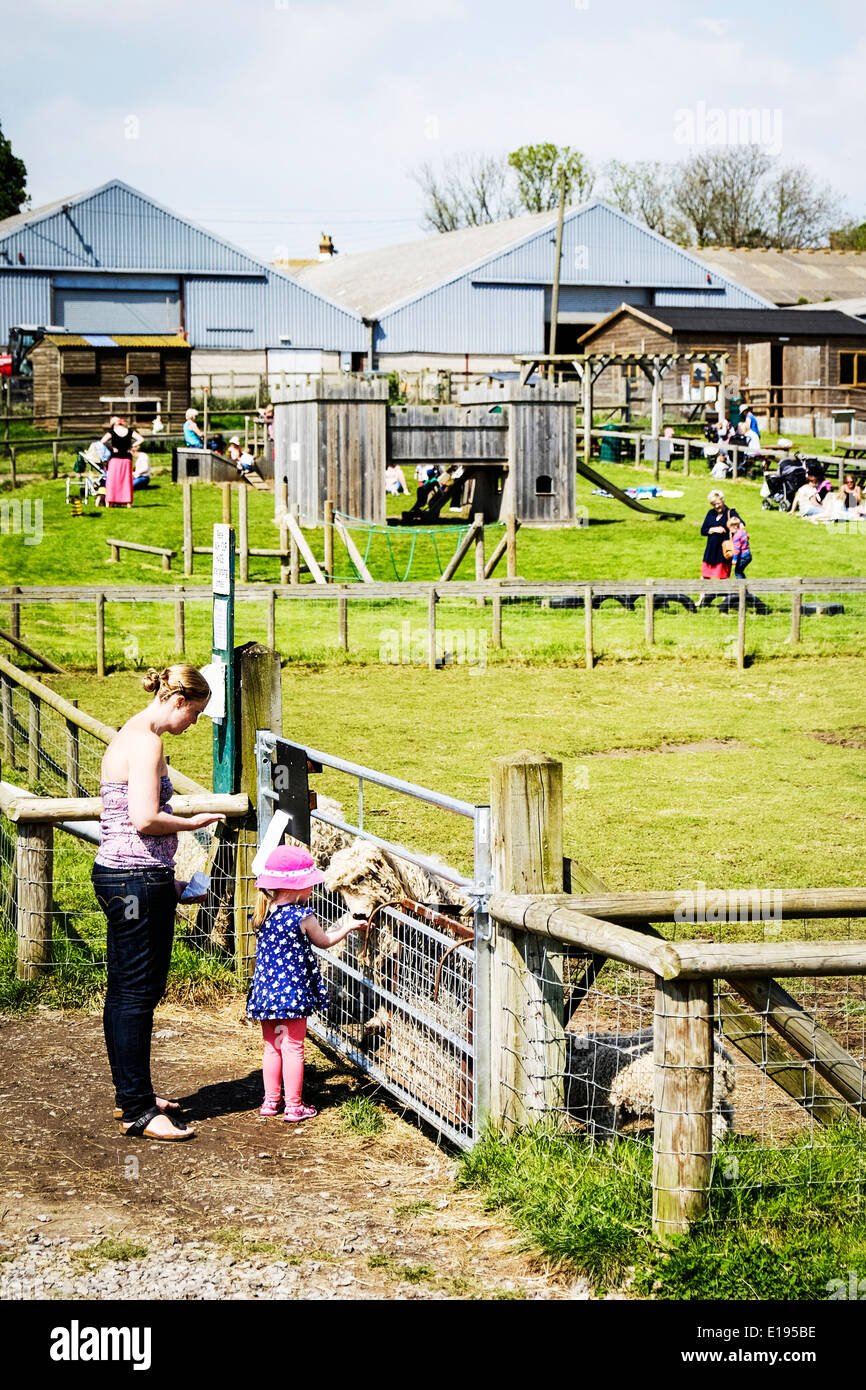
[246,845,363,1121]
[729,514,752,578]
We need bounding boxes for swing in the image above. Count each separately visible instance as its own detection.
[333,511,472,583]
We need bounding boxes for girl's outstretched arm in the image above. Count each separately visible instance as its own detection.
[300,913,365,950]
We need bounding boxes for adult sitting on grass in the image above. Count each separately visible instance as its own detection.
[91,665,224,1142]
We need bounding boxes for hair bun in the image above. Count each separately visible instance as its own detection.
[141,668,162,694]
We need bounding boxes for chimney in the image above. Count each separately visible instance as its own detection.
[318,233,335,260]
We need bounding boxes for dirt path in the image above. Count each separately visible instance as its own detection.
[0,1005,587,1301]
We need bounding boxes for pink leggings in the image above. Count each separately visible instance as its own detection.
[260,1018,307,1106]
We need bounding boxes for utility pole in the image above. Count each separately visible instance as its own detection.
[547,173,567,380]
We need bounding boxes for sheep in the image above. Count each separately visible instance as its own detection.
[564,1028,736,1143]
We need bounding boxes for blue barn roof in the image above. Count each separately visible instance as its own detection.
[0,180,366,350]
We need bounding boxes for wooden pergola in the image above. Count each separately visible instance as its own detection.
[514,350,730,460]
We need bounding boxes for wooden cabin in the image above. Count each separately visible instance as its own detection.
[578,305,866,433]
[27,333,190,432]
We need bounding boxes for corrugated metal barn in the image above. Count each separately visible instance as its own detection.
[0,180,366,364]
[296,201,771,371]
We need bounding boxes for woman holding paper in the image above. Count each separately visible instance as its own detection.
[92,665,224,1142]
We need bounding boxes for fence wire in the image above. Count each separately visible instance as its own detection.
[498,909,866,1204]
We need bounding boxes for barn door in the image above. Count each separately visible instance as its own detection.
[746,342,772,388]
[782,344,822,387]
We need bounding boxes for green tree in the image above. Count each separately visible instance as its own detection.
[507,142,594,212]
[830,219,866,251]
[0,123,28,220]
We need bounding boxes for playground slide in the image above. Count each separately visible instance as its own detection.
[576,458,684,520]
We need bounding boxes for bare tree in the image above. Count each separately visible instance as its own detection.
[412,154,517,233]
[674,148,772,246]
[507,143,594,213]
[603,160,688,241]
[765,165,843,249]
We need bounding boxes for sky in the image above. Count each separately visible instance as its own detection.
[2,0,865,263]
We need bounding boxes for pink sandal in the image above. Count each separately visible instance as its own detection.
[259,1098,281,1117]
[284,1104,317,1123]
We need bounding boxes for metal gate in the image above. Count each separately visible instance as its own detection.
[255,732,491,1148]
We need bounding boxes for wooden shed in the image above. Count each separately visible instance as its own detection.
[578,305,866,433]
[27,333,191,433]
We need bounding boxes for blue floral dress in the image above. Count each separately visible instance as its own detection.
[246,904,329,1021]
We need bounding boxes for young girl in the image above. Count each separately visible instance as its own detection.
[729,514,752,578]
[247,845,362,1121]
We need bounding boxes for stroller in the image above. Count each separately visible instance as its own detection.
[67,442,108,508]
[760,455,810,511]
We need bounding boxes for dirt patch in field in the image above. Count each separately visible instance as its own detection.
[0,1005,585,1301]
[586,738,745,759]
[808,727,866,749]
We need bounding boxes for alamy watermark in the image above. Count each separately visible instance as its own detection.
[827,1269,866,1299]
[674,881,782,926]
[0,498,43,545]
[379,621,487,670]
[674,100,783,156]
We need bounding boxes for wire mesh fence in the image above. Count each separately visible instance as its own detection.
[494,907,866,1210]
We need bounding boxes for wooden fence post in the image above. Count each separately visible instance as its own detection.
[16,821,53,981]
[9,445,16,489]
[652,977,714,1239]
[51,439,59,479]
[488,752,565,1130]
[95,593,105,677]
[28,693,40,787]
[584,585,594,669]
[279,487,289,585]
[644,578,655,646]
[683,440,690,477]
[267,588,276,651]
[736,582,747,669]
[221,482,232,526]
[428,587,437,671]
[183,481,193,577]
[790,578,802,645]
[65,701,81,797]
[290,502,300,585]
[506,513,517,578]
[10,585,20,642]
[324,499,334,582]
[338,591,348,651]
[1,676,14,764]
[234,642,283,984]
[473,512,485,607]
[492,591,502,649]
[174,586,186,655]
[238,484,249,583]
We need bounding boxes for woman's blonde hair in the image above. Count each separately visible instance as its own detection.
[708,489,726,504]
[142,664,210,705]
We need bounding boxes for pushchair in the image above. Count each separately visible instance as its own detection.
[760,456,809,511]
[66,443,108,508]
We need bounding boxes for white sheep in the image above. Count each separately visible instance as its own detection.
[565,1028,736,1142]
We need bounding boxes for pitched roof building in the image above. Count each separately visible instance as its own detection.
[0,180,366,364]
[681,248,866,308]
[295,201,770,370]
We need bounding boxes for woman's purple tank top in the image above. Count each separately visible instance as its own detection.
[95,775,178,869]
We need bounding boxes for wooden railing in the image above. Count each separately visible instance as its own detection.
[487,753,866,1239]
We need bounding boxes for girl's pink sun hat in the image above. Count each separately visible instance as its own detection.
[255,844,324,891]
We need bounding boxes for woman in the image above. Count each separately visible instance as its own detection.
[131,443,151,491]
[699,489,740,596]
[92,665,224,1141]
[838,472,864,515]
[183,408,204,447]
[100,416,142,508]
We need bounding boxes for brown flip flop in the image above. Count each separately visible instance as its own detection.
[120,1105,195,1142]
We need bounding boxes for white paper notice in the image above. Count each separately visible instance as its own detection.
[212,524,232,595]
[251,809,290,876]
[213,596,229,652]
[200,659,226,721]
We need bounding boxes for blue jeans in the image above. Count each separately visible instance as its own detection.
[92,864,177,1121]
[734,555,752,578]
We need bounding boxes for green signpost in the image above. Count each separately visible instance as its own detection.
[211,523,236,794]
